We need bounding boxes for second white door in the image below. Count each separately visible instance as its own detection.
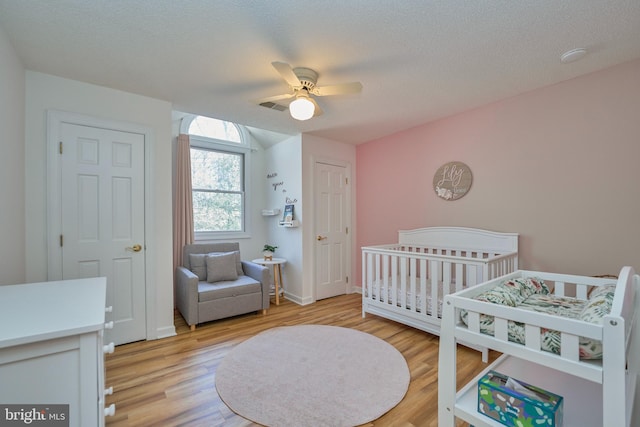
[314,161,350,300]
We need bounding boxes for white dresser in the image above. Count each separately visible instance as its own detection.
[0,277,114,427]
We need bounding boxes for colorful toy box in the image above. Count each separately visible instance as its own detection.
[477,370,563,427]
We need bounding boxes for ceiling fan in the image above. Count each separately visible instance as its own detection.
[257,61,363,121]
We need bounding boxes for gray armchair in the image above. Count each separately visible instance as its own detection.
[175,243,270,330]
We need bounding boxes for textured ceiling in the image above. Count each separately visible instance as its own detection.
[1,1,639,144]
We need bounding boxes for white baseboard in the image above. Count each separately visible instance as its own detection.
[154,326,177,340]
[283,292,315,306]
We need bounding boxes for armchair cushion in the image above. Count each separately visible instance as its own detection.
[198,276,262,302]
[206,252,238,283]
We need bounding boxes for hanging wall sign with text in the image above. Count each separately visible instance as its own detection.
[433,161,473,201]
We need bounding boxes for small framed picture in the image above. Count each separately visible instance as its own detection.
[283,204,294,222]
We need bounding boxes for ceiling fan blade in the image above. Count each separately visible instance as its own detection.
[255,92,295,105]
[272,61,302,88]
[312,81,362,97]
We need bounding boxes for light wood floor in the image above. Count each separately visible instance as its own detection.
[106,293,496,426]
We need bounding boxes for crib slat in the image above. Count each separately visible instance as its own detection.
[379,254,386,303]
[524,324,541,351]
[369,252,375,299]
[478,261,486,284]
[430,282,438,318]
[560,332,580,361]
[419,258,427,314]
[455,263,464,292]
[430,260,440,318]
[400,255,407,308]
[365,252,372,298]
[467,311,480,333]
[494,317,509,342]
[386,255,398,305]
[375,253,381,301]
[443,261,451,295]
[555,281,565,297]
[467,265,478,287]
[576,284,588,300]
[409,257,417,312]
[442,263,451,314]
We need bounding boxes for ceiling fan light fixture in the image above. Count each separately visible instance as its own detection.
[289,93,315,121]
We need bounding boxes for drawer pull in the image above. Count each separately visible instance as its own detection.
[104,386,113,396]
[104,404,116,417]
[104,321,114,329]
[103,342,115,354]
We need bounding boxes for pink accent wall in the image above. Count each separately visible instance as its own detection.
[356,59,640,285]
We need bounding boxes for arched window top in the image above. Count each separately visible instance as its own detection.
[183,115,243,144]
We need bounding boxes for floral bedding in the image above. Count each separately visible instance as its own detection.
[460,277,616,359]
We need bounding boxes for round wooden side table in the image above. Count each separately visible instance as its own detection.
[251,258,287,305]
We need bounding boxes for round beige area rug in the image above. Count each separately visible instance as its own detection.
[215,325,410,427]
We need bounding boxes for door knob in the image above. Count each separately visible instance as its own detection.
[316,235,327,241]
[126,244,142,252]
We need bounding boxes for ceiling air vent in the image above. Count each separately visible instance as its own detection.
[259,101,287,112]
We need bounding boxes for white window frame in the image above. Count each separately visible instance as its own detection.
[182,115,252,241]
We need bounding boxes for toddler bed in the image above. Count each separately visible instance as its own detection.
[361,227,518,360]
[438,266,640,427]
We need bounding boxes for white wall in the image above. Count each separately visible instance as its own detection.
[0,24,26,285]
[240,131,269,258]
[25,71,175,339]
[264,135,304,302]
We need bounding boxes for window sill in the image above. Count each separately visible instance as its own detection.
[194,231,252,241]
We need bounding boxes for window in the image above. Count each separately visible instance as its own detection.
[183,115,251,239]
[191,148,243,232]
[188,115,241,142]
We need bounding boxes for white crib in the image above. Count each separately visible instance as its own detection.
[361,227,518,357]
[438,267,640,427]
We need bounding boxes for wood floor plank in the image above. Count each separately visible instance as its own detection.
[106,293,495,426]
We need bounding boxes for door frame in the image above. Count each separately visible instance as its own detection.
[311,156,352,301]
[46,110,157,340]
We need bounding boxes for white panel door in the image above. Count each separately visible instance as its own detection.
[315,162,349,300]
[59,122,146,345]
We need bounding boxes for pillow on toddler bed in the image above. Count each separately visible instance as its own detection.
[461,278,616,360]
[576,284,616,358]
[474,277,549,306]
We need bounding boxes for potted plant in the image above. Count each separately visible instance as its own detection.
[262,244,278,260]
